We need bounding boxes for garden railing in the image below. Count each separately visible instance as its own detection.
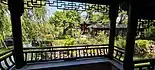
[134,58,155,70]
[0,49,15,70]
[113,46,125,63]
[23,44,109,63]
[0,44,154,70]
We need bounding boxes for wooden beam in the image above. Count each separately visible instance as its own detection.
[123,2,138,70]
[8,0,25,69]
[108,4,119,59]
[60,0,121,5]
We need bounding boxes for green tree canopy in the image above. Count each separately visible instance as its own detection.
[0,4,11,48]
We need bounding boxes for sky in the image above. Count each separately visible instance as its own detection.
[46,6,58,17]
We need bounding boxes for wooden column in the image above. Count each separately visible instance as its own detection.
[8,0,25,69]
[123,3,138,70]
[108,4,119,59]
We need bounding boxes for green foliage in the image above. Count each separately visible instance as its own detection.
[22,7,51,41]
[95,31,109,44]
[75,38,89,45]
[43,34,54,41]
[49,11,81,37]
[0,4,11,48]
[65,38,75,46]
[57,35,71,39]
[73,31,109,45]
[134,40,152,57]
[117,11,128,24]
[115,36,126,48]
[53,40,66,46]
[144,26,155,38]
[32,7,47,21]
[86,5,109,24]
[135,40,152,49]
[89,13,109,24]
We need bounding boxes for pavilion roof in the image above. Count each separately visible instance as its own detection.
[61,0,155,19]
[61,0,125,5]
[1,0,155,19]
[121,0,155,19]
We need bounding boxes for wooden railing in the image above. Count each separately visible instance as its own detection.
[1,45,154,70]
[134,59,155,70]
[113,46,125,63]
[23,44,109,63]
[0,49,15,70]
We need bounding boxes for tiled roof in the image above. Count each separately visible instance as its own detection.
[88,23,127,28]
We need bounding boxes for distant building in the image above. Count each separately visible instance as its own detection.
[80,21,145,37]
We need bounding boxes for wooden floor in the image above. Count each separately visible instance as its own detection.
[19,57,123,70]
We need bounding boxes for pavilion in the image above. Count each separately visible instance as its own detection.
[0,0,155,70]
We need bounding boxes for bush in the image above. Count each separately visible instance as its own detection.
[135,40,152,49]
[57,35,71,39]
[74,38,89,45]
[64,38,75,46]
[135,40,152,55]
[95,31,109,44]
[115,36,126,48]
[144,26,155,38]
[53,40,66,46]
[43,34,54,41]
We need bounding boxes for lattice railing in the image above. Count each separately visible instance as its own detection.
[113,46,125,63]
[134,59,155,70]
[23,44,109,63]
[0,45,154,70]
[0,49,15,70]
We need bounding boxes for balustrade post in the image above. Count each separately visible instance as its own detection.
[123,1,138,70]
[8,0,25,69]
[151,59,155,70]
[108,3,119,59]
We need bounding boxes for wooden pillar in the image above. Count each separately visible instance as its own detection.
[123,2,138,70]
[108,4,119,59]
[8,0,25,69]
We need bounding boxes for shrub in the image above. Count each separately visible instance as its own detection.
[95,31,109,44]
[64,38,75,46]
[135,40,152,49]
[135,40,152,55]
[144,26,155,38]
[57,35,71,39]
[74,38,89,45]
[115,36,126,48]
[53,40,66,46]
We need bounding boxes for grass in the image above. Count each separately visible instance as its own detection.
[53,39,66,46]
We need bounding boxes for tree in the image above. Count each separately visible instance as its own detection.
[89,12,109,24]
[0,4,11,48]
[117,11,128,24]
[115,36,126,48]
[144,26,155,39]
[21,7,48,41]
[85,5,109,24]
[49,10,81,37]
